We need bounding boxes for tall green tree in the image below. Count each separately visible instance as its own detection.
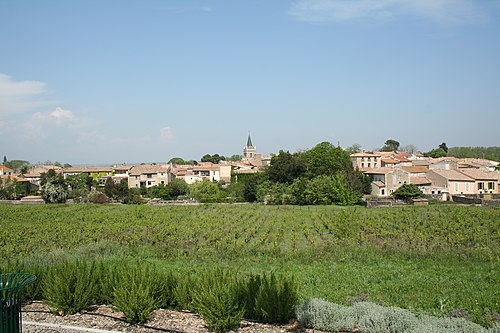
[439,142,448,153]
[301,142,351,178]
[243,177,258,202]
[40,169,65,186]
[201,154,226,164]
[267,150,305,184]
[425,148,447,158]
[104,177,115,199]
[115,179,130,201]
[380,139,400,152]
[3,156,6,164]
[168,157,197,165]
[169,179,189,198]
[40,169,68,203]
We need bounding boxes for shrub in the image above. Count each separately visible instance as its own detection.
[114,282,156,324]
[87,190,109,204]
[296,299,355,332]
[43,260,98,314]
[93,259,122,305]
[296,299,494,333]
[172,272,199,311]
[41,183,68,203]
[252,273,298,324]
[393,184,423,202]
[193,269,244,333]
[113,263,174,324]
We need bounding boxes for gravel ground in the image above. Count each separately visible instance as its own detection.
[21,302,323,333]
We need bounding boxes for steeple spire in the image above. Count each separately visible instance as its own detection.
[243,131,257,158]
[246,132,254,148]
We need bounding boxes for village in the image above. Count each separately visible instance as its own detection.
[1,134,499,204]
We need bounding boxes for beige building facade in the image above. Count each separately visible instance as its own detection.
[350,152,381,170]
[426,170,475,195]
[128,164,173,188]
[174,163,231,184]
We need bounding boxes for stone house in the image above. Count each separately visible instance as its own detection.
[426,170,475,195]
[457,169,499,194]
[173,162,231,185]
[364,167,411,196]
[350,152,381,170]
[128,164,173,189]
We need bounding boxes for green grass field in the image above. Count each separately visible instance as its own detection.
[0,204,498,326]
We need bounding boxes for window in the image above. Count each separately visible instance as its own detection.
[361,163,364,168]
[367,163,371,167]
[381,189,385,195]
[488,182,495,190]
[161,181,165,184]
[147,181,152,186]
[478,182,484,190]
[147,174,152,178]
[465,182,470,191]
[454,182,459,192]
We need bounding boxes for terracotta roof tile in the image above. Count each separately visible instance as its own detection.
[129,164,171,176]
[429,169,474,181]
[410,176,432,185]
[401,166,429,173]
[458,169,500,180]
[364,167,393,175]
[350,152,381,157]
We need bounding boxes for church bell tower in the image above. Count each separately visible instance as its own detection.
[243,132,257,158]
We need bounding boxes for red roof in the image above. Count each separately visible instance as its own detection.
[394,156,410,162]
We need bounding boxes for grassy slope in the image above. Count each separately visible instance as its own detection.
[0,203,498,326]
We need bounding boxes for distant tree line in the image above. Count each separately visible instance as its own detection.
[447,146,500,162]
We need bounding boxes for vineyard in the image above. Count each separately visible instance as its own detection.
[0,204,499,327]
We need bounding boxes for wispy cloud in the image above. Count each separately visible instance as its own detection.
[288,0,485,25]
[32,107,78,125]
[159,126,175,142]
[0,73,57,116]
[17,107,82,140]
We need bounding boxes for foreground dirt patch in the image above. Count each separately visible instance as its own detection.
[22,301,322,333]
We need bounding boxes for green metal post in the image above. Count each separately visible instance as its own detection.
[1,274,37,333]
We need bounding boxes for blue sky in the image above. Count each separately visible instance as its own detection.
[1,0,499,165]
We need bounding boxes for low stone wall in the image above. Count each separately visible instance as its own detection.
[148,199,200,206]
[366,199,393,208]
[482,199,500,206]
[451,196,482,205]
